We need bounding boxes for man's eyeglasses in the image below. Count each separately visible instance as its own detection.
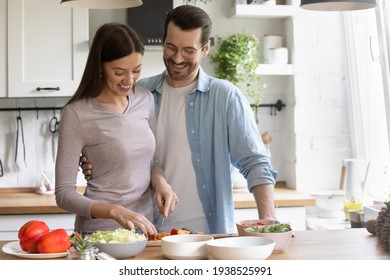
[163,43,206,60]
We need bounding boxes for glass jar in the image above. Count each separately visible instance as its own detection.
[65,247,98,260]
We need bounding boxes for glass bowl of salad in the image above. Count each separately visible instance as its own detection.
[86,228,147,259]
[241,223,293,251]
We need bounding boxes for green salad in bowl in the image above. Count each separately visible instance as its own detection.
[245,223,292,233]
[86,228,147,259]
[86,228,146,243]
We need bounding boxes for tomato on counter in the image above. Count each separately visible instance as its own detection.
[170,228,191,235]
[240,221,266,227]
[18,220,50,253]
[37,228,72,254]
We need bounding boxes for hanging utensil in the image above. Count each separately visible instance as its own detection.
[15,110,27,167]
[49,109,60,163]
[0,158,3,177]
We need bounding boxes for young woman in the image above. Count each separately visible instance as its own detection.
[55,23,177,237]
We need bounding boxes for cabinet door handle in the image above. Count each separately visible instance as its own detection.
[36,87,60,91]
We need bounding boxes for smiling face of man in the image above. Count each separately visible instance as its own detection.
[163,22,210,88]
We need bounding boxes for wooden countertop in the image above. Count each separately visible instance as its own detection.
[233,182,315,208]
[0,183,315,215]
[0,229,389,260]
[0,187,85,215]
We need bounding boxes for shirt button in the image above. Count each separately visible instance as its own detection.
[190,102,194,106]
[191,130,195,134]
[202,185,206,189]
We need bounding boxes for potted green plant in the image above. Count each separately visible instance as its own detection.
[209,31,264,105]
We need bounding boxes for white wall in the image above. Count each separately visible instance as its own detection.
[0,0,352,192]
[292,9,351,193]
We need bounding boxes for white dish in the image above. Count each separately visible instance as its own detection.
[207,236,275,260]
[92,239,147,259]
[2,241,67,259]
[161,234,213,260]
[311,190,345,218]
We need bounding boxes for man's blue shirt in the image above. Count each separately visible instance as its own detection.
[138,68,278,233]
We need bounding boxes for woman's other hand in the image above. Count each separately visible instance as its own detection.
[91,202,157,237]
[79,155,92,180]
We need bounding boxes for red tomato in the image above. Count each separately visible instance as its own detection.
[170,228,191,235]
[18,220,50,253]
[37,229,72,254]
[252,222,265,227]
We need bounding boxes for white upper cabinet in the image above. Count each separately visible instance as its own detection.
[7,0,89,98]
[0,0,6,98]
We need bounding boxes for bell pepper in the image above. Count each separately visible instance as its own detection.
[170,228,191,235]
[18,220,50,253]
[37,228,72,254]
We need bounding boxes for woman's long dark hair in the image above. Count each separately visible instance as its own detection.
[67,23,144,105]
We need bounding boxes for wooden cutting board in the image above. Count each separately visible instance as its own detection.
[146,233,238,247]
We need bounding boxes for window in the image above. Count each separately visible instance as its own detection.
[342,0,390,201]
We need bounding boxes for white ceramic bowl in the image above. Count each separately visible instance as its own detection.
[92,239,147,259]
[311,190,345,218]
[240,228,293,251]
[207,236,275,260]
[161,234,214,260]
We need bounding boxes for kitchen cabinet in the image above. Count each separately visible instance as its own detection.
[0,213,76,240]
[0,0,6,98]
[7,0,89,98]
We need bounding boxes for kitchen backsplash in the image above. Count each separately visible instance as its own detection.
[0,97,87,188]
[0,94,283,189]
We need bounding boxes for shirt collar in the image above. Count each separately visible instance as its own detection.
[155,67,210,95]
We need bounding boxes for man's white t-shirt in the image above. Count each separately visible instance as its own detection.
[154,80,210,233]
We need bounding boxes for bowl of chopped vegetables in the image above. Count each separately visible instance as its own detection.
[236,219,280,235]
[86,228,147,259]
[240,223,293,251]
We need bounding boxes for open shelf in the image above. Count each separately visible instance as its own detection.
[229,4,296,19]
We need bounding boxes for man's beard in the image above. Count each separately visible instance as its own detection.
[164,58,199,83]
